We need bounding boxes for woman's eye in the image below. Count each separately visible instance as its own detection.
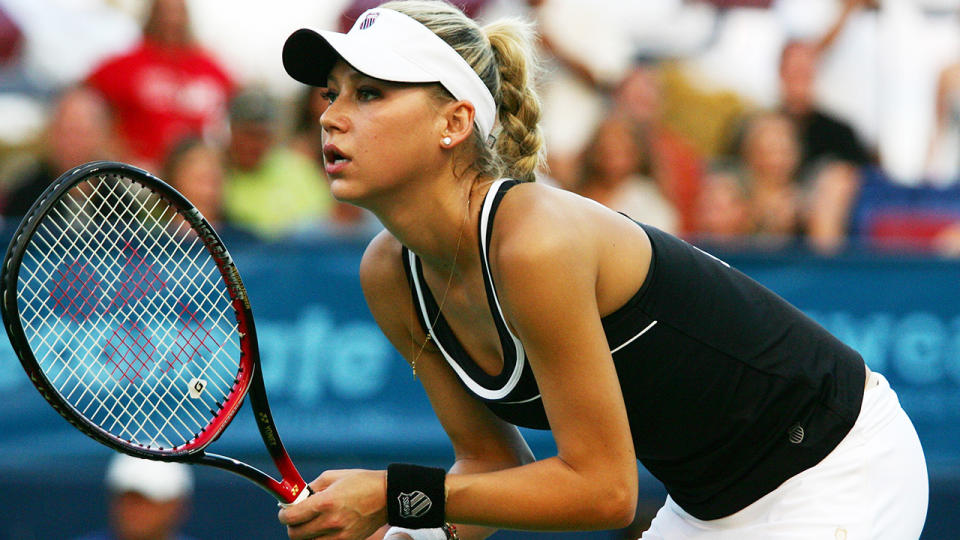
[357,87,381,101]
[320,89,337,104]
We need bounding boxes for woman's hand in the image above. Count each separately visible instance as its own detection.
[278,469,388,540]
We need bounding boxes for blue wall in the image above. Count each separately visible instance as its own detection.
[0,234,957,539]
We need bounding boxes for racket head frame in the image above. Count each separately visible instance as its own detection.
[0,161,308,503]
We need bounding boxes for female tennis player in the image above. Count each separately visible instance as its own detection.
[277,1,928,538]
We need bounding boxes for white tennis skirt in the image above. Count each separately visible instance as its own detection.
[641,371,929,539]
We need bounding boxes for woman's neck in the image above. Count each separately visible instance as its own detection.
[371,171,489,272]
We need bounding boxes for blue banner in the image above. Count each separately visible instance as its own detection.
[0,235,958,478]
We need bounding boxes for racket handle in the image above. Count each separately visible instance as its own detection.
[278,485,314,507]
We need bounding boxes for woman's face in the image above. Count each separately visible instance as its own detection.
[320,61,448,207]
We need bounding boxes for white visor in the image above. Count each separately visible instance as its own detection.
[283,8,497,138]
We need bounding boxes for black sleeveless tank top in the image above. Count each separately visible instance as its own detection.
[401,179,866,520]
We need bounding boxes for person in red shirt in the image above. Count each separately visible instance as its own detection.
[86,0,234,173]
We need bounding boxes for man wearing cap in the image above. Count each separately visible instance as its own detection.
[73,454,198,540]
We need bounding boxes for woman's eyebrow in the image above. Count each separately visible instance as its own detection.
[326,66,364,87]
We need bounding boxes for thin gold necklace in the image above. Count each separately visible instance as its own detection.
[410,191,472,378]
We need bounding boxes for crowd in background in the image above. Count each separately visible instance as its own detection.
[0,0,958,255]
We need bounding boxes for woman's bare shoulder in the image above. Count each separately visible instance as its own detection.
[359,229,407,299]
[489,182,652,317]
[491,181,639,256]
[493,182,599,233]
[486,182,611,278]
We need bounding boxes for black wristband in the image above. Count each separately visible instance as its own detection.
[386,463,446,528]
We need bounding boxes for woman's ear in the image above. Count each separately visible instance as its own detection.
[440,100,476,148]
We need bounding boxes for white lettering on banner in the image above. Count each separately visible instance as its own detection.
[253,306,393,403]
[805,311,960,388]
[893,313,949,385]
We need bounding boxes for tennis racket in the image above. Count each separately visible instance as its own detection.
[0,160,311,504]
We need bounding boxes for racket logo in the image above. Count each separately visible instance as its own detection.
[257,411,278,447]
[397,491,433,519]
[182,208,250,309]
[188,377,207,398]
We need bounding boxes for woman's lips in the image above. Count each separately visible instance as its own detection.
[323,143,351,175]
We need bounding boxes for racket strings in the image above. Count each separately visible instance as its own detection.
[16,173,243,451]
[26,179,205,445]
[37,179,234,447]
[21,187,200,445]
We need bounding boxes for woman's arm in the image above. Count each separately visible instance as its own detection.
[362,230,535,540]
[281,191,642,535]
[440,190,639,530]
[364,206,640,531]
[280,229,532,540]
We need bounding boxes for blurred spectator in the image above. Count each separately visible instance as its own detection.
[289,86,328,167]
[85,0,234,173]
[693,160,753,242]
[708,11,877,253]
[773,14,873,252]
[804,153,864,253]
[925,56,960,185]
[531,0,635,188]
[615,60,706,235]
[73,453,197,540]
[223,86,333,239]
[734,110,804,243]
[1,85,115,217]
[778,39,871,181]
[575,114,678,234]
[162,136,225,226]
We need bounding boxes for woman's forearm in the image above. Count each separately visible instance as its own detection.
[445,456,637,531]
[443,458,510,540]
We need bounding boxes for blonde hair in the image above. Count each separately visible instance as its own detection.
[379,0,546,182]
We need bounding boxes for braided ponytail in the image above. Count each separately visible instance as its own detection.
[484,19,545,182]
[379,0,546,182]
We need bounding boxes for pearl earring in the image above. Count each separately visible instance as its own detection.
[441,136,452,146]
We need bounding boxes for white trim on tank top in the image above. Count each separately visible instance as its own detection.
[407,178,526,400]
